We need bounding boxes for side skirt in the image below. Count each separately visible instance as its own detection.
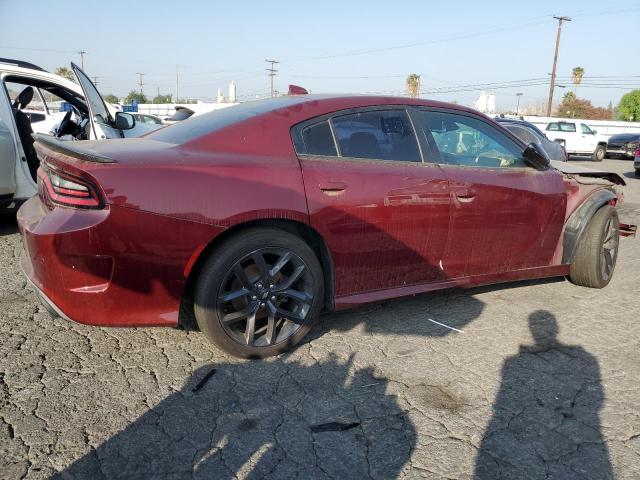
[334,264,570,310]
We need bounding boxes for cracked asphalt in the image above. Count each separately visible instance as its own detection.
[1,158,639,479]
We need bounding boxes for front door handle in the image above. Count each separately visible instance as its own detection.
[319,181,347,196]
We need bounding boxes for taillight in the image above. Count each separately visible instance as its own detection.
[38,167,103,209]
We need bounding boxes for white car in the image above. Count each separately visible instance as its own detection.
[0,59,157,212]
[542,121,608,162]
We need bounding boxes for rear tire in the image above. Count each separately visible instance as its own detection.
[592,144,606,162]
[194,228,324,358]
[635,169,640,178]
[569,206,619,288]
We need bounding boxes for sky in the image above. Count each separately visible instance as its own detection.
[1,0,639,111]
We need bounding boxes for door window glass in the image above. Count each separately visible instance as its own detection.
[547,123,559,131]
[331,110,420,162]
[300,120,337,156]
[580,123,594,134]
[420,111,526,168]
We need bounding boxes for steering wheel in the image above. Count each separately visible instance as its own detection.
[56,109,73,138]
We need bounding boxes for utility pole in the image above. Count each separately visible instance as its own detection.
[515,92,523,115]
[546,16,571,117]
[92,76,99,86]
[175,65,179,103]
[265,59,279,97]
[78,50,86,69]
[136,72,145,95]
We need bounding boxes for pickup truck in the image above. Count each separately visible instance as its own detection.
[542,121,608,161]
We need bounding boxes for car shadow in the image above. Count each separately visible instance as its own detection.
[623,171,639,180]
[474,310,613,479]
[0,213,18,237]
[51,354,416,479]
[315,276,563,340]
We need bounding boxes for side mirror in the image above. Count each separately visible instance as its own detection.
[114,112,135,130]
[592,129,597,134]
[523,142,550,169]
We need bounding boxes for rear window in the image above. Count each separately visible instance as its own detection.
[559,123,576,132]
[300,121,337,156]
[148,96,309,144]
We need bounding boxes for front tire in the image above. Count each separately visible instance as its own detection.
[592,144,606,162]
[569,206,619,288]
[194,228,324,358]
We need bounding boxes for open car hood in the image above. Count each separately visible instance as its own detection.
[550,160,625,186]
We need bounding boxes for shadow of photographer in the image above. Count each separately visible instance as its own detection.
[474,310,613,479]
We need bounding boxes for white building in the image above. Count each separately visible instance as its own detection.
[473,91,496,115]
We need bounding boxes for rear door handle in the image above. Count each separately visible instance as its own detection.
[319,181,347,196]
[454,188,476,203]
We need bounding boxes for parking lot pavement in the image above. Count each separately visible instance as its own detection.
[1,158,639,479]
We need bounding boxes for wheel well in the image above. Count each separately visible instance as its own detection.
[597,142,607,147]
[178,219,335,330]
[562,189,617,264]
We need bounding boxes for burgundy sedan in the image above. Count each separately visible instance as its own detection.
[18,94,633,358]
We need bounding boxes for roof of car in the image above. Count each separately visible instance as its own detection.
[147,94,487,145]
[0,58,46,72]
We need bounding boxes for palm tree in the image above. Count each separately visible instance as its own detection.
[406,74,421,98]
[55,67,74,81]
[571,67,585,95]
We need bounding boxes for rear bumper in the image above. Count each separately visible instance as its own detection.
[17,196,219,328]
[23,273,72,321]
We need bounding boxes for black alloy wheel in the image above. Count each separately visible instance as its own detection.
[194,228,324,358]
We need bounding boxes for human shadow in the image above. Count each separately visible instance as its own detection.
[474,310,613,480]
[52,354,416,479]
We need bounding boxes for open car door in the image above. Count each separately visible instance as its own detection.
[0,84,18,206]
[71,62,124,140]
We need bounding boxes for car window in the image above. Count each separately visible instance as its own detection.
[331,110,420,162]
[559,123,576,132]
[420,111,526,169]
[505,125,539,145]
[580,123,594,134]
[5,82,46,112]
[300,120,337,156]
[547,122,559,131]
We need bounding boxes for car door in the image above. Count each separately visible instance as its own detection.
[417,109,567,279]
[70,62,123,140]
[293,107,451,298]
[580,123,598,151]
[0,85,17,202]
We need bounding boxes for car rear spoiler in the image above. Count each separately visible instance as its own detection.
[32,133,115,164]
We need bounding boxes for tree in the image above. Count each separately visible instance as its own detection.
[103,94,119,104]
[616,89,640,122]
[55,67,74,81]
[406,74,421,98]
[124,91,148,105]
[571,66,584,95]
[152,93,173,104]
[556,92,613,120]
